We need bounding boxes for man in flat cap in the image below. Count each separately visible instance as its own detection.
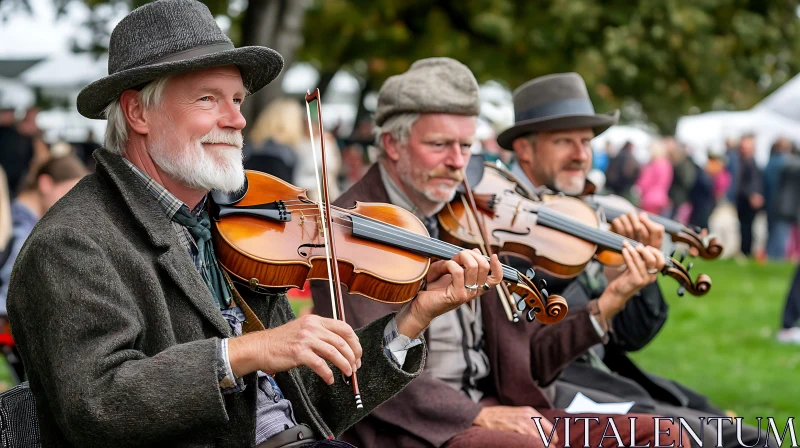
[499,72,763,447]
[4,1,503,446]
[311,58,685,448]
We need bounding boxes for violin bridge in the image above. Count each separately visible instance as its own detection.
[511,201,522,227]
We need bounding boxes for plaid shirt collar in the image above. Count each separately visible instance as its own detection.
[122,157,205,217]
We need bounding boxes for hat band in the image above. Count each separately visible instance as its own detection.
[515,98,596,122]
[150,41,235,65]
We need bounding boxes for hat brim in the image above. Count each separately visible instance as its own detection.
[497,111,620,150]
[77,46,284,119]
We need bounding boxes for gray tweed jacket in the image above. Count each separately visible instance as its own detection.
[6,150,424,447]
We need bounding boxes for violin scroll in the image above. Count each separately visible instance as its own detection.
[662,258,712,296]
[505,273,568,325]
[672,228,724,260]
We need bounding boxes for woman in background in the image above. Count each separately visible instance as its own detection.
[244,98,304,183]
[634,139,673,216]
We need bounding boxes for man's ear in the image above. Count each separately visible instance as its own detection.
[382,133,401,162]
[512,137,533,165]
[120,90,149,136]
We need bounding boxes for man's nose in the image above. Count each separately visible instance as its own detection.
[446,145,468,170]
[572,143,590,162]
[219,100,247,131]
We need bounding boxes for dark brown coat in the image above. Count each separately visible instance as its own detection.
[311,164,604,448]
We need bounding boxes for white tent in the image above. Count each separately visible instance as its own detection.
[676,73,800,167]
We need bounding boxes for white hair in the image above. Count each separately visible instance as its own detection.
[373,113,420,155]
[103,76,171,155]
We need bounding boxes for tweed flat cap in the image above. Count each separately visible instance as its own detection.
[77,0,283,119]
[375,57,480,126]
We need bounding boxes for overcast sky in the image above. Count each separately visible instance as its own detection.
[0,0,123,58]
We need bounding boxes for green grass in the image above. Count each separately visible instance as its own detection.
[632,258,799,427]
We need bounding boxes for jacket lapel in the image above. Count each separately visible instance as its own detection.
[157,247,232,336]
[94,150,231,337]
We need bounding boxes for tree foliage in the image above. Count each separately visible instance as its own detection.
[5,0,800,133]
[300,0,800,133]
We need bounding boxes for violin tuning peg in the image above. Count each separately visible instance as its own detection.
[541,288,549,300]
[679,252,686,263]
[538,279,547,290]
[687,262,694,271]
[677,286,686,297]
[527,308,537,322]
[526,268,536,280]
[670,249,676,258]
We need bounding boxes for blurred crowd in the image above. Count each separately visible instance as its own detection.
[591,134,800,263]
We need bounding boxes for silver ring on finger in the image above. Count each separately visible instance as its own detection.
[465,283,479,291]
[482,283,491,291]
[647,268,659,274]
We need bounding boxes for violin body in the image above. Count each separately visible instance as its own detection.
[439,167,599,278]
[212,171,430,304]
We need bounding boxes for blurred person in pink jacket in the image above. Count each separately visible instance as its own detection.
[634,139,673,215]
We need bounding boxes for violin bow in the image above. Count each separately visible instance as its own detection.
[460,170,520,323]
[305,89,363,410]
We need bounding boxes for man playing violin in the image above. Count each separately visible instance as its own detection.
[500,72,762,447]
[311,58,686,448]
[3,2,505,447]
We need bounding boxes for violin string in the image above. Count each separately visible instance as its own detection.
[232,197,674,272]
[582,198,687,234]
[267,200,629,252]
[485,198,675,269]
[535,209,675,268]
[486,198,634,250]
[261,206,520,281]
[266,193,689,234]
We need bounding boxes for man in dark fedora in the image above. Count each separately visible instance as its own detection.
[4,1,504,446]
[498,72,763,447]
[311,59,686,448]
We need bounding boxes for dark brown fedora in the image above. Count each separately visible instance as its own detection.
[497,72,619,150]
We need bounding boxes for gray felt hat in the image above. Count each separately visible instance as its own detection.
[375,57,480,126]
[497,73,619,150]
[77,0,284,119]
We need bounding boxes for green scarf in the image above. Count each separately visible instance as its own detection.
[171,205,232,310]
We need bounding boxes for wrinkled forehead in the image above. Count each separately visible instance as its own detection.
[168,65,247,95]
[411,113,478,140]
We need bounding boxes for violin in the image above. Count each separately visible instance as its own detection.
[437,163,711,297]
[575,185,723,260]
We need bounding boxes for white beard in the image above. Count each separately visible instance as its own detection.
[149,126,245,193]
[396,150,458,204]
[554,176,586,196]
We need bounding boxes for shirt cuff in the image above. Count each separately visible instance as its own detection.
[383,316,423,368]
[217,338,246,394]
[586,299,611,344]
